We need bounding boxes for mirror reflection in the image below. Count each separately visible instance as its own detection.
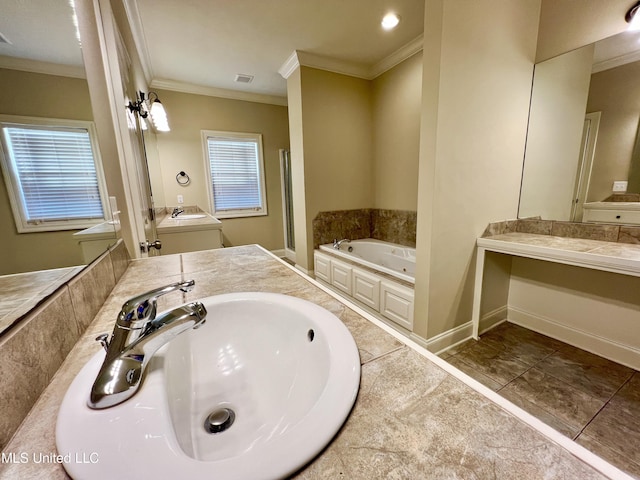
[0,0,117,334]
[519,29,640,223]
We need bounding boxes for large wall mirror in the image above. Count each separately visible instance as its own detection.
[0,0,118,334]
[519,29,640,222]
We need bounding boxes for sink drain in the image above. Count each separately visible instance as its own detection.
[204,408,235,434]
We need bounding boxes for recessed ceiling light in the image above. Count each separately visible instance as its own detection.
[381,13,400,30]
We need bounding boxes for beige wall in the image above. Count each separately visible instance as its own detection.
[372,51,422,211]
[0,69,93,274]
[290,66,373,270]
[415,0,540,341]
[153,89,290,250]
[519,44,594,220]
[587,60,640,200]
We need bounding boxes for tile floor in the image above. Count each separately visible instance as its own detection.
[441,322,640,479]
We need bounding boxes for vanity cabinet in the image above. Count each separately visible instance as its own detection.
[582,202,640,225]
[313,251,414,331]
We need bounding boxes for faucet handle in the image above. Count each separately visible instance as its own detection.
[117,280,196,327]
[95,333,110,352]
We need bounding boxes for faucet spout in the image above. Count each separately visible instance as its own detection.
[333,238,351,250]
[88,281,207,409]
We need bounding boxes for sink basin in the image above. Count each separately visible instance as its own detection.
[175,213,207,220]
[56,293,360,480]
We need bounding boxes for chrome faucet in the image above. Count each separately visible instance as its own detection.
[88,280,207,409]
[333,238,351,250]
[171,207,185,218]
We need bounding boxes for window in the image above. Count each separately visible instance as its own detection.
[0,116,108,232]
[202,130,268,218]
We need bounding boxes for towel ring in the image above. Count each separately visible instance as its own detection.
[176,171,190,186]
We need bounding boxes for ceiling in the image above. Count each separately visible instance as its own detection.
[0,0,425,102]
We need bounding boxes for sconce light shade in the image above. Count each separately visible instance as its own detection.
[626,1,640,30]
[149,98,170,132]
[127,91,170,132]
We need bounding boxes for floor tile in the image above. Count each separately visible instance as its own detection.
[500,368,605,431]
[576,433,640,480]
[451,341,530,386]
[445,357,503,391]
[498,387,581,439]
[536,346,634,401]
[583,399,640,464]
[478,323,558,366]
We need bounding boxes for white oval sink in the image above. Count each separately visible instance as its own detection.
[175,213,207,220]
[56,293,361,480]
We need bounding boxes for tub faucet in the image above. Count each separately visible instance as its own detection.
[88,280,207,409]
[171,207,185,218]
[333,238,351,250]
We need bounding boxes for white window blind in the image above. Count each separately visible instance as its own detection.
[203,131,267,218]
[0,117,108,232]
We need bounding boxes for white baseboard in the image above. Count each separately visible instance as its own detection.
[508,306,640,371]
[427,306,508,355]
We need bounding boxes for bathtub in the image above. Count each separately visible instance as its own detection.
[319,239,416,284]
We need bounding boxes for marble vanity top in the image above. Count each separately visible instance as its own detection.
[479,232,640,276]
[0,245,630,479]
[583,202,640,210]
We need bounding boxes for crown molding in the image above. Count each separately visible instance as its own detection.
[592,49,640,73]
[122,0,154,84]
[370,34,424,78]
[0,55,85,78]
[279,35,424,81]
[150,78,288,106]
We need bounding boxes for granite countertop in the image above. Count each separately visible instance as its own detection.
[0,245,630,479]
[478,232,640,276]
[72,221,119,241]
[0,266,84,334]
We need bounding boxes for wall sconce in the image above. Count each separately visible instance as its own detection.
[127,91,170,132]
[626,1,640,30]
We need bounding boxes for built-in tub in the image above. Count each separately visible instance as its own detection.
[319,239,416,284]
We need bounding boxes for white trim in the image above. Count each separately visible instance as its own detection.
[278,35,424,82]
[201,130,268,219]
[151,78,288,106]
[0,115,110,233]
[255,245,635,480]
[121,0,154,84]
[370,34,424,78]
[0,55,85,79]
[508,306,640,371]
[592,49,640,73]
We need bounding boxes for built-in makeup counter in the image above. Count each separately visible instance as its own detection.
[472,228,640,370]
[73,221,119,263]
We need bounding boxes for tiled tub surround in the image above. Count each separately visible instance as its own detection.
[0,245,632,479]
[312,208,417,249]
[0,240,130,451]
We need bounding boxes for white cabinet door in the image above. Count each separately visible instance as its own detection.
[314,253,331,283]
[330,259,352,295]
[380,281,414,330]
[352,268,380,310]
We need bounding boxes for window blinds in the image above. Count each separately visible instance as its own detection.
[206,137,263,212]
[3,125,104,222]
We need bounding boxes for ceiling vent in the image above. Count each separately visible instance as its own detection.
[234,74,254,84]
[0,31,12,45]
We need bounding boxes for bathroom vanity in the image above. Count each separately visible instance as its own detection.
[582,202,640,225]
[0,245,628,479]
[473,224,640,370]
[156,207,223,254]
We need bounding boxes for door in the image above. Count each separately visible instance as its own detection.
[280,149,295,262]
[571,112,601,222]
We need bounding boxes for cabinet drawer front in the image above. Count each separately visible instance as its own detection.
[380,282,414,330]
[583,209,640,225]
[330,260,352,295]
[352,269,380,310]
[314,253,331,283]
